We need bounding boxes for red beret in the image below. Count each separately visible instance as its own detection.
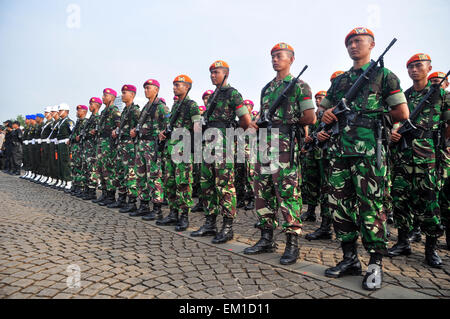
[199,105,206,112]
[330,71,345,82]
[345,27,374,46]
[251,110,259,116]
[173,75,192,85]
[407,53,431,68]
[428,71,447,81]
[210,60,229,71]
[77,105,88,111]
[89,97,102,105]
[271,42,294,55]
[159,97,166,104]
[122,84,137,93]
[315,91,327,98]
[143,79,160,89]
[103,88,117,97]
[243,99,254,107]
[202,90,214,99]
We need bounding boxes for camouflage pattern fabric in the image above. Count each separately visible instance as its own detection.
[69,118,86,187]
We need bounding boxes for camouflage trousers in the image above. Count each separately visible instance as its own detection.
[392,154,443,238]
[96,138,117,192]
[165,151,193,212]
[328,156,388,255]
[114,140,138,197]
[133,139,164,203]
[70,143,84,186]
[301,152,331,218]
[254,151,303,235]
[440,147,450,228]
[201,158,237,219]
[82,139,98,189]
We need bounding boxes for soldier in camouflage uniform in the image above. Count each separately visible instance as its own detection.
[108,85,140,214]
[318,28,409,290]
[95,88,121,206]
[129,79,168,219]
[243,44,316,265]
[55,104,74,191]
[191,61,253,244]
[428,72,450,250]
[304,90,334,241]
[67,105,88,194]
[157,75,201,231]
[388,55,449,268]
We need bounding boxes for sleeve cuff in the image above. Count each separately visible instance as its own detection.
[299,98,315,112]
[191,115,201,122]
[236,106,249,118]
[386,92,407,108]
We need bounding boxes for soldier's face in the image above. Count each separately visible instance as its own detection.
[102,93,114,105]
[144,85,158,100]
[210,68,227,86]
[203,95,211,105]
[45,113,52,120]
[121,90,135,104]
[246,104,253,114]
[173,82,189,97]
[315,96,325,108]
[429,77,449,89]
[347,35,374,61]
[407,61,432,82]
[271,51,294,72]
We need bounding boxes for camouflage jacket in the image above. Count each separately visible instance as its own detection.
[261,73,315,152]
[82,113,100,143]
[321,62,406,157]
[117,103,140,141]
[70,118,87,144]
[204,84,247,126]
[98,105,121,138]
[137,98,168,139]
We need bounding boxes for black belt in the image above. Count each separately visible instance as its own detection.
[140,134,156,141]
[271,123,293,135]
[410,128,435,139]
[100,131,112,138]
[207,121,235,129]
[348,115,377,129]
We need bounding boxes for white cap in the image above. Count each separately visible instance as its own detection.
[45,106,52,113]
[51,105,59,112]
[58,103,70,111]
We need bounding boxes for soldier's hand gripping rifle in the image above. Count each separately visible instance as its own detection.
[81,115,96,143]
[396,70,450,152]
[312,38,398,150]
[158,87,191,153]
[256,65,308,130]
[114,107,130,147]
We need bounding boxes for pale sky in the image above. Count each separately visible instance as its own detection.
[1,0,448,120]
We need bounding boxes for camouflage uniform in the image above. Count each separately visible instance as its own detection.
[96,105,121,192]
[321,63,407,254]
[391,83,448,237]
[440,92,450,243]
[82,113,101,190]
[113,103,140,197]
[69,118,87,188]
[255,74,315,235]
[164,96,200,212]
[133,99,168,204]
[201,85,248,219]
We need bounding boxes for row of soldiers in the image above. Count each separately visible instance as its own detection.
[17,27,449,292]
[1,120,23,174]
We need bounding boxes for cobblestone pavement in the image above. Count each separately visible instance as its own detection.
[0,172,448,299]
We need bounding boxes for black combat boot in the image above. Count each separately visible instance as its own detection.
[71,185,81,196]
[280,233,299,265]
[175,210,189,231]
[325,241,362,278]
[192,200,204,213]
[98,190,116,206]
[362,253,383,291]
[156,209,179,226]
[243,228,277,255]
[142,203,163,221]
[129,200,149,217]
[388,228,411,257]
[305,216,333,241]
[236,198,246,209]
[75,186,86,198]
[212,216,234,244]
[190,215,217,237]
[118,196,137,214]
[408,224,422,243]
[92,190,106,203]
[108,193,127,209]
[82,188,97,200]
[300,205,317,222]
[244,198,255,211]
[425,236,442,268]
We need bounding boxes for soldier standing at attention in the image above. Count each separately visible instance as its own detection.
[319,28,409,290]
[47,106,61,187]
[131,79,168,219]
[191,61,253,244]
[243,43,316,265]
[157,75,200,231]
[38,107,54,185]
[96,89,121,206]
[109,85,140,214]
[388,54,449,268]
[56,103,74,191]
[20,116,31,179]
